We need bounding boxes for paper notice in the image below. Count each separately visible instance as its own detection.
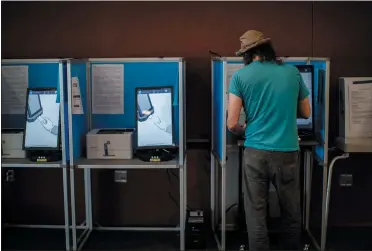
[226,64,244,92]
[92,64,124,114]
[225,63,244,108]
[348,83,372,137]
[1,65,29,114]
[71,77,84,114]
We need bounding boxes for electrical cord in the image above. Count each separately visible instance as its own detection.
[214,203,239,232]
[226,203,238,213]
[209,50,222,58]
[165,169,191,210]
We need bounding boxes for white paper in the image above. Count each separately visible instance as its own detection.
[225,63,244,108]
[226,64,244,92]
[1,65,29,114]
[71,77,84,114]
[348,83,372,137]
[92,64,124,114]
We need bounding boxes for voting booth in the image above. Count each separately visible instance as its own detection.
[1,59,70,250]
[66,58,187,251]
[210,57,331,250]
[322,77,372,251]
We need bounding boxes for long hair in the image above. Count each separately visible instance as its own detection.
[242,42,282,65]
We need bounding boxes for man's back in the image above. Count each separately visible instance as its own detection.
[229,61,306,151]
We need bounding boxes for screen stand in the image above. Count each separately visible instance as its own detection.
[136,148,176,162]
[27,150,62,163]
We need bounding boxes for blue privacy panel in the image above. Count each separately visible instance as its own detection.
[62,63,70,162]
[70,62,88,160]
[286,61,326,161]
[1,61,69,158]
[182,62,186,152]
[90,61,180,146]
[310,61,327,162]
[212,60,224,161]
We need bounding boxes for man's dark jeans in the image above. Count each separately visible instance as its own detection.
[243,147,301,251]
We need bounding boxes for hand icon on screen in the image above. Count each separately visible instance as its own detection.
[38,117,58,136]
[150,115,172,134]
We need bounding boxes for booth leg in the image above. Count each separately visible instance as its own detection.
[184,160,187,219]
[303,150,313,230]
[63,167,71,251]
[221,163,227,251]
[85,168,93,230]
[238,147,244,230]
[320,154,349,251]
[211,153,216,231]
[70,168,77,251]
[179,165,185,251]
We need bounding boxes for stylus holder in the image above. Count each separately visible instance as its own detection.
[27,150,62,162]
[135,148,177,162]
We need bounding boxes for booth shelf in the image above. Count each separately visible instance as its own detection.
[1,158,63,168]
[74,157,179,169]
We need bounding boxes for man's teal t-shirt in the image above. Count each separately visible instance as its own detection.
[228,61,310,151]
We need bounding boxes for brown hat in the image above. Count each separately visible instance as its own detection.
[235,30,271,56]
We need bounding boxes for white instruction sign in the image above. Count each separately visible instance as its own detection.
[71,77,84,114]
[1,65,29,114]
[225,63,244,107]
[92,64,124,114]
[348,83,372,137]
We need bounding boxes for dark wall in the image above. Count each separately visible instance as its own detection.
[2,1,372,227]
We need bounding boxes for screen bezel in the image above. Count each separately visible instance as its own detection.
[135,86,176,150]
[295,65,315,132]
[23,87,61,151]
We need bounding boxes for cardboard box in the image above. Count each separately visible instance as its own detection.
[2,130,26,158]
[86,128,134,159]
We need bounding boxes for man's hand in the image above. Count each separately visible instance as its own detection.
[229,123,246,137]
[143,110,152,116]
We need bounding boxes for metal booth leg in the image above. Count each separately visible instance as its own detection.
[221,163,227,251]
[211,153,216,231]
[63,167,71,251]
[180,164,185,251]
[303,150,313,230]
[70,168,77,251]
[320,153,350,251]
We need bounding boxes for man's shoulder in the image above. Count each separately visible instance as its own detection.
[281,63,300,74]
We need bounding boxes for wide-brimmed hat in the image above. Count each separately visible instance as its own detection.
[235,30,271,56]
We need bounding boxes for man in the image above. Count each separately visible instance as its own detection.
[227,30,311,251]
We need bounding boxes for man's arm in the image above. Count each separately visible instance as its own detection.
[297,70,311,119]
[298,97,311,119]
[227,93,245,136]
[227,74,246,136]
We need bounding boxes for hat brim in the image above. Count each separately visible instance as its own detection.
[235,38,271,56]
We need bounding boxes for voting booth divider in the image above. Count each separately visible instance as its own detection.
[210,57,331,251]
[1,59,71,250]
[66,58,187,251]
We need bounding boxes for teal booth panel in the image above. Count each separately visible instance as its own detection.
[68,61,89,162]
[212,60,224,162]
